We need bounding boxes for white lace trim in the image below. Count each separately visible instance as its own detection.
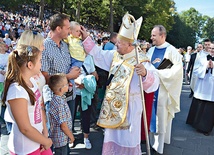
[102,141,141,155]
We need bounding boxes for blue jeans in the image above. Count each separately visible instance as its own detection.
[1,105,12,134]
[0,105,6,121]
[54,144,68,155]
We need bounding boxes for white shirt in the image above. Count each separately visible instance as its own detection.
[6,78,43,154]
[3,37,12,46]
[75,54,96,95]
[193,50,214,101]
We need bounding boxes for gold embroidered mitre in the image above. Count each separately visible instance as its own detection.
[118,12,143,43]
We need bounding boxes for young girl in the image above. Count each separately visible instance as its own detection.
[48,73,75,155]
[2,45,52,154]
[4,30,50,138]
[16,30,49,137]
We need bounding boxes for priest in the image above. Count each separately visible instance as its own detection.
[146,25,183,154]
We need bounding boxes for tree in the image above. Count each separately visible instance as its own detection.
[168,15,195,48]
[39,0,45,21]
[140,0,175,41]
[179,8,205,41]
[202,17,214,41]
[109,0,113,32]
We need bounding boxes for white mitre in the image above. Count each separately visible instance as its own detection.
[118,12,143,43]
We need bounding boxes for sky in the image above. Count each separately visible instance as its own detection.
[173,0,214,18]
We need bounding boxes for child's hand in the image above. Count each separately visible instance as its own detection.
[70,134,75,144]
[41,138,52,151]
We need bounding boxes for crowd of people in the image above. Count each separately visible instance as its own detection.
[0,8,213,155]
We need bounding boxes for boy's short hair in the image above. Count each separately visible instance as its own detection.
[48,73,67,93]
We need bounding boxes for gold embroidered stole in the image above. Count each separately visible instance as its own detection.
[97,50,149,129]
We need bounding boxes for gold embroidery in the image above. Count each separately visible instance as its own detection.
[97,51,149,129]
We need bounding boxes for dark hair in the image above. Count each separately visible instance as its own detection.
[97,39,102,45]
[153,25,167,37]
[48,73,67,93]
[2,45,41,105]
[109,32,117,40]
[203,38,211,43]
[49,13,70,31]
[102,37,109,42]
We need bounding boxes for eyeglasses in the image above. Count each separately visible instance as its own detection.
[26,46,33,67]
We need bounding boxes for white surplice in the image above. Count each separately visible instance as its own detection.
[193,50,214,101]
[146,42,183,154]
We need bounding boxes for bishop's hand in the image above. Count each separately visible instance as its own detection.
[135,63,147,77]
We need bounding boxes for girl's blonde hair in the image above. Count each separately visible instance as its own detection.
[2,45,41,105]
[17,30,44,49]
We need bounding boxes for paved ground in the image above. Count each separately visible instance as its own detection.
[162,84,214,155]
[1,84,214,155]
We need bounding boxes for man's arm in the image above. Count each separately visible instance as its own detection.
[42,68,80,84]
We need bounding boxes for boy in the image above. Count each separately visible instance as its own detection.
[48,74,75,155]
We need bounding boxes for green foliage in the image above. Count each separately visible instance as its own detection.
[167,15,195,48]
[179,8,205,39]
[202,17,214,41]
[0,0,33,11]
[1,0,212,46]
[167,7,210,48]
[140,0,175,40]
